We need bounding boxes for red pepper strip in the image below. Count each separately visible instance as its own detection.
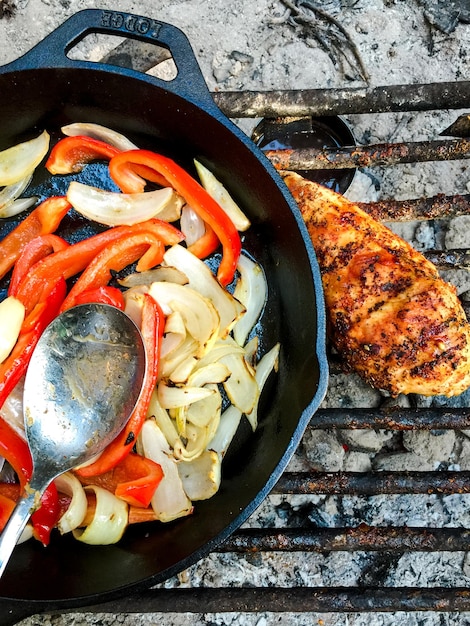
[15,219,184,315]
[130,163,170,188]
[0,419,60,544]
[72,286,125,310]
[76,294,163,476]
[114,455,163,507]
[187,222,220,259]
[109,150,241,286]
[45,135,120,175]
[0,494,16,533]
[0,277,66,412]
[59,231,165,312]
[31,483,61,545]
[0,421,30,490]
[0,483,21,500]
[0,196,71,281]
[9,234,69,297]
[78,452,163,508]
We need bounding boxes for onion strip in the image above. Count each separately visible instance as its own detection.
[138,419,193,522]
[67,181,184,226]
[55,471,88,534]
[194,160,251,231]
[0,173,33,218]
[0,131,50,187]
[233,254,267,347]
[61,122,139,151]
[73,485,128,545]
[0,296,25,364]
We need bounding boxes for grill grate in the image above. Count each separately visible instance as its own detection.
[5,46,470,621]
[166,81,470,615]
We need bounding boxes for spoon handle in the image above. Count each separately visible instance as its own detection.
[0,482,46,578]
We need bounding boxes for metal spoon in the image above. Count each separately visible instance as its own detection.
[0,302,146,577]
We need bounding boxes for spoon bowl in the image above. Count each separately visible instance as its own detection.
[0,303,146,577]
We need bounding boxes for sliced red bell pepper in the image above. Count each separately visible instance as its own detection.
[0,419,60,544]
[187,222,220,259]
[0,421,31,489]
[0,196,71,281]
[72,286,125,310]
[8,234,69,297]
[114,454,163,508]
[0,493,16,533]
[0,276,66,412]
[31,482,61,545]
[0,483,21,500]
[59,231,165,312]
[76,293,163,476]
[78,452,163,508]
[14,219,184,315]
[109,150,241,286]
[45,135,120,175]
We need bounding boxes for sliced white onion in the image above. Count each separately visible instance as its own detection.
[180,204,206,246]
[0,196,37,219]
[61,122,139,151]
[174,414,221,462]
[118,266,188,288]
[0,131,50,187]
[67,181,184,226]
[160,311,187,361]
[139,419,193,523]
[149,281,220,357]
[243,336,259,365]
[246,342,280,431]
[0,296,25,364]
[207,404,243,459]
[146,388,181,448]
[220,350,259,414]
[73,485,128,545]
[163,244,245,337]
[0,173,33,217]
[187,362,230,388]
[0,378,25,436]
[55,472,88,534]
[123,287,148,328]
[185,383,223,429]
[167,356,198,384]
[178,450,221,501]
[158,336,199,381]
[194,159,251,231]
[233,254,267,347]
[157,380,216,410]
[194,336,245,371]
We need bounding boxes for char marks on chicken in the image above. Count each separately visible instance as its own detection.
[282,171,470,397]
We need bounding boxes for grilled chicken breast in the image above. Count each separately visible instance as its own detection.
[282,171,470,397]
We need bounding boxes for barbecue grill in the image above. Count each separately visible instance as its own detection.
[7,39,470,625]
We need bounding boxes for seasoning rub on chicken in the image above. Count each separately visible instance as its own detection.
[282,171,470,397]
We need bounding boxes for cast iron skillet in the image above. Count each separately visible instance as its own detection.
[0,9,328,623]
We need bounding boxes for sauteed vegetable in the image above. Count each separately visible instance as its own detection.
[0,125,280,546]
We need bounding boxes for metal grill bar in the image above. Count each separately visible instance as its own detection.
[358,195,470,222]
[275,472,470,496]
[265,138,470,171]
[314,407,470,430]
[44,587,470,615]
[424,249,470,270]
[219,527,470,553]
[213,82,470,117]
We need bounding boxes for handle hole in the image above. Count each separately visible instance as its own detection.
[66,33,178,81]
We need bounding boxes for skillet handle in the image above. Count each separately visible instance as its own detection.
[1,8,217,110]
